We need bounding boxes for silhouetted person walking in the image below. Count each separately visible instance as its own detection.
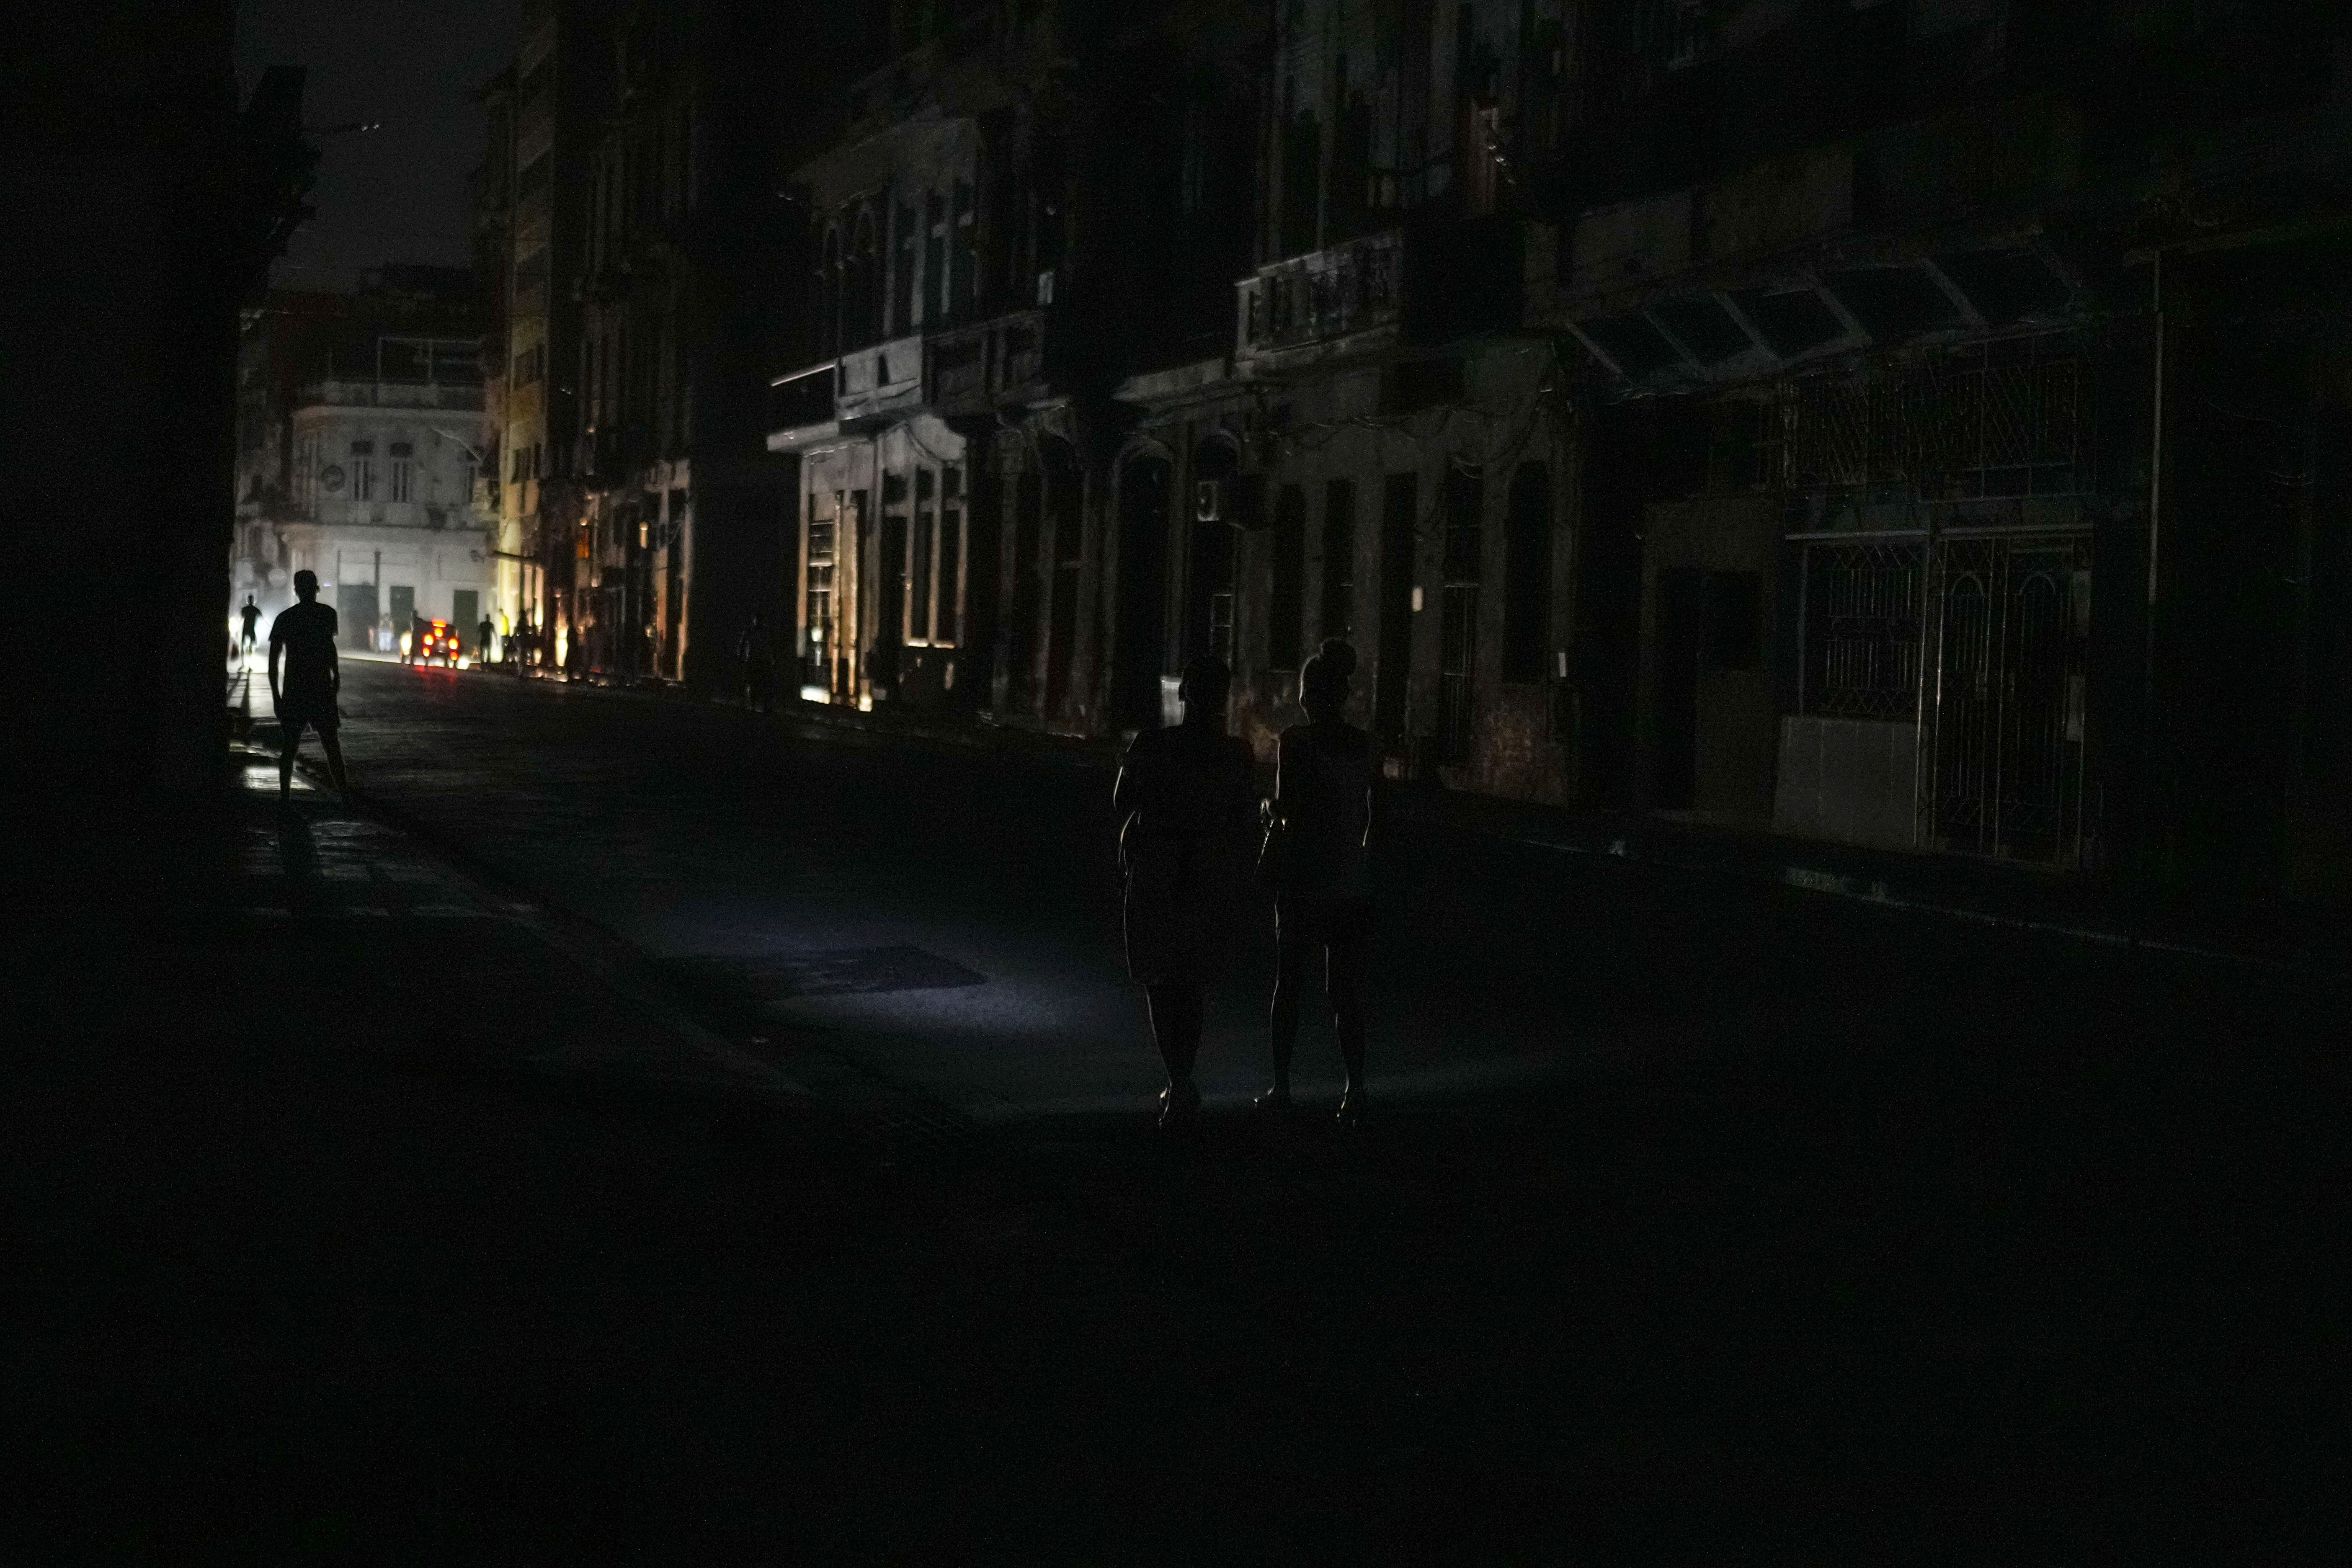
[1113,655,1255,1129]
[739,615,776,712]
[478,613,496,669]
[237,595,260,658]
[268,569,348,802]
[1263,640,1377,1124]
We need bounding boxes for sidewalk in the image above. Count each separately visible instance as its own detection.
[1390,787,2350,974]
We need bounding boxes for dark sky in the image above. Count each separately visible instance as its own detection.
[237,0,522,292]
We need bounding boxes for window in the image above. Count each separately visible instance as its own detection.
[388,441,415,503]
[893,201,917,333]
[817,228,843,356]
[1501,462,1551,683]
[910,468,938,640]
[938,503,962,646]
[806,508,836,680]
[851,210,882,348]
[350,440,376,501]
[1438,469,1484,762]
[952,180,976,324]
[1802,543,1921,717]
[1269,485,1306,669]
[1281,111,1320,257]
[1320,479,1356,642]
[912,507,935,641]
[1442,469,1483,584]
[926,190,947,324]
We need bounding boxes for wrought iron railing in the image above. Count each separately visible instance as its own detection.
[922,309,1047,410]
[1237,230,1403,355]
[1780,337,2091,500]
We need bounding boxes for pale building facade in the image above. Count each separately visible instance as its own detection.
[278,361,495,652]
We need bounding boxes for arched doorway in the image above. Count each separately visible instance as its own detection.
[1040,437,1084,720]
[1187,437,1239,666]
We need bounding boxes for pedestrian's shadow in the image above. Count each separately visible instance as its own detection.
[275,800,324,916]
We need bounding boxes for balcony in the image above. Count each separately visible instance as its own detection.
[835,332,926,428]
[297,378,484,412]
[764,314,1057,454]
[1234,221,1525,369]
[924,309,1049,415]
[1235,231,1402,365]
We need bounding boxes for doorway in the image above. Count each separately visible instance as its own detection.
[1925,534,2091,864]
[1641,497,1777,822]
[1653,568,1703,807]
[1375,473,1417,737]
[337,580,378,650]
[1043,441,1083,720]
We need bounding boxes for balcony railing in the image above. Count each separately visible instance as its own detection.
[923,309,1049,414]
[296,378,485,411]
[1237,231,1403,357]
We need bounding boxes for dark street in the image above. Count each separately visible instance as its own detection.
[23,656,2327,1556]
[16,0,2352,1557]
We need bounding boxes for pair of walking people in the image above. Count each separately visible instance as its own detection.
[1114,640,1375,1130]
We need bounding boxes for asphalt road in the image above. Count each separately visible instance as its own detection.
[280,657,2338,1553]
[316,658,2062,1117]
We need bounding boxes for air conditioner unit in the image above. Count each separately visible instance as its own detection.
[1194,480,1222,522]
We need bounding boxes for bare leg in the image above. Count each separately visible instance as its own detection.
[1266,921,1309,1099]
[1146,981,1202,1087]
[317,728,351,794]
[279,720,302,800]
[1328,933,1368,1108]
[1145,981,1204,1129]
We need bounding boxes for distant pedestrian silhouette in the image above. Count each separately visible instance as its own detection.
[478,613,495,668]
[739,615,776,712]
[1263,640,1377,1124]
[1113,655,1256,1129]
[268,569,348,801]
[237,595,260,658]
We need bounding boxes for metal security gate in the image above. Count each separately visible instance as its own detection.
[1924,534,2092,865]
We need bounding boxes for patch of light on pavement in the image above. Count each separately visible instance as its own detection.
[242,764,312,791]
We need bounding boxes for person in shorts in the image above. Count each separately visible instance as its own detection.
[1261,640,1377,1124]
[237,595,261,658]
[268,569,349,801]
[1112,655,1256,1130]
